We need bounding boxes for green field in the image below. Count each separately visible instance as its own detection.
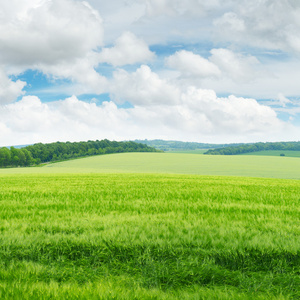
[1,152,299,179]
[0,153,299,299]
[240,150,300,158]
[166,150,207,154]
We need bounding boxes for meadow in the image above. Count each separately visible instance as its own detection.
[0,153,299,299]
[1,152,299,179]
[240,150,300,158]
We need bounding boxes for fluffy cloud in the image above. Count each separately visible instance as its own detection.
[166,50,221,78]
[181,87,283,134]
[209,48,262,82]
[214,0,300,53]
[0,0,103,66]
[0,0,104,93]
[110,65,181,106]
[165,49,266,90]
[0,70,26,104]
[1,87,292,146]
[97,32,155,66]
[144,0,223,17]
[0,1,299,146]
[38,54,108,94]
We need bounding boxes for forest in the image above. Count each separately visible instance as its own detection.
[204,141,300,155]
[0,139,159,168]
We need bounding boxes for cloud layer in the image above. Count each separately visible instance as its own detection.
[0,0,299,146]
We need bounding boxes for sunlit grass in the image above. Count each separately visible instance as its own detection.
[0,152,300,179]
[0,173,299,299]
[240,150,300,157]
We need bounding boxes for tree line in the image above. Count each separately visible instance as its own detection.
[204,141,300,155]
[135,139,242,152]
[0,139,159,168]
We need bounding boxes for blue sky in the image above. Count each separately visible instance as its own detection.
[0,0,300,146]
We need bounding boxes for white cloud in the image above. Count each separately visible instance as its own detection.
[214,0,300,54]
[164,49,267,92]
[0,0,104,93]
[1,96,55,133]
[277,93,293,107]
[98,32,155,66]
[1,88,293,146]
[180,87,284,134]
[143,0,223,17]
[209,48,262,82]
[0,0,103,66]
[166,50,221,78]
[213,12,245,33]
[0,69,26,104]
[110,65,181,106]
[0,1,299,146]
[38,54,108,94]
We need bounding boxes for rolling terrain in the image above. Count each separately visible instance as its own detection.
[0,152,299,299]
[1,152,299,179]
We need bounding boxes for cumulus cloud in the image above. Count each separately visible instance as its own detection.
[0,1,299,146]
[166,50,221,78]
[0,90,293,146]
[214,0,300,53]
[110,65,181,106]
[0,69,26,104]
[181,87,283,134]
[0,0,103,66]
[38,54,108,94]
[2,96,54,132]
[0,0,104,93]
[144,0,223,17]
[97,31,155,66]
[209,48,262,82]
[165,48,266,89]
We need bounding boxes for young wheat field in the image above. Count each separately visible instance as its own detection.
[0,161,299,299]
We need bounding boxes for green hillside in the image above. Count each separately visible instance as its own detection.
[1,152,300,179]
[134,139,241,151]
[205,141,300,155]
[240,150,300,157]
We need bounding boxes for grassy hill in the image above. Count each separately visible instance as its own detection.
[240,150,300,157]
[1,152,299,179]
[0,152,299,299]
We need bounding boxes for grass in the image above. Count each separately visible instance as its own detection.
[240,150,300,158]
[0,153,299,298]
[0,173,299,299]
[166,150,207,154]
[1,152,299,179]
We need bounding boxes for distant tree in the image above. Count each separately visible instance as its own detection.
[204,141,300,155]
[0,147,11,167]
[0,139,159,168]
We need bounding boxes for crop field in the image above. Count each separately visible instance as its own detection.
[1,152,299,180]
[0,171,299,299]
[240,150,300,158]
[166,150,207,154]
[0,153,299,299]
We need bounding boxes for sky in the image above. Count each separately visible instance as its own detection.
[1,0,300,146]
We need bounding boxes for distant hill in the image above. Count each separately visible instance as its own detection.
[134,139,243,152]
[204,141,300,155]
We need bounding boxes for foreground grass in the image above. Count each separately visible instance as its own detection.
[0,173,299,299]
